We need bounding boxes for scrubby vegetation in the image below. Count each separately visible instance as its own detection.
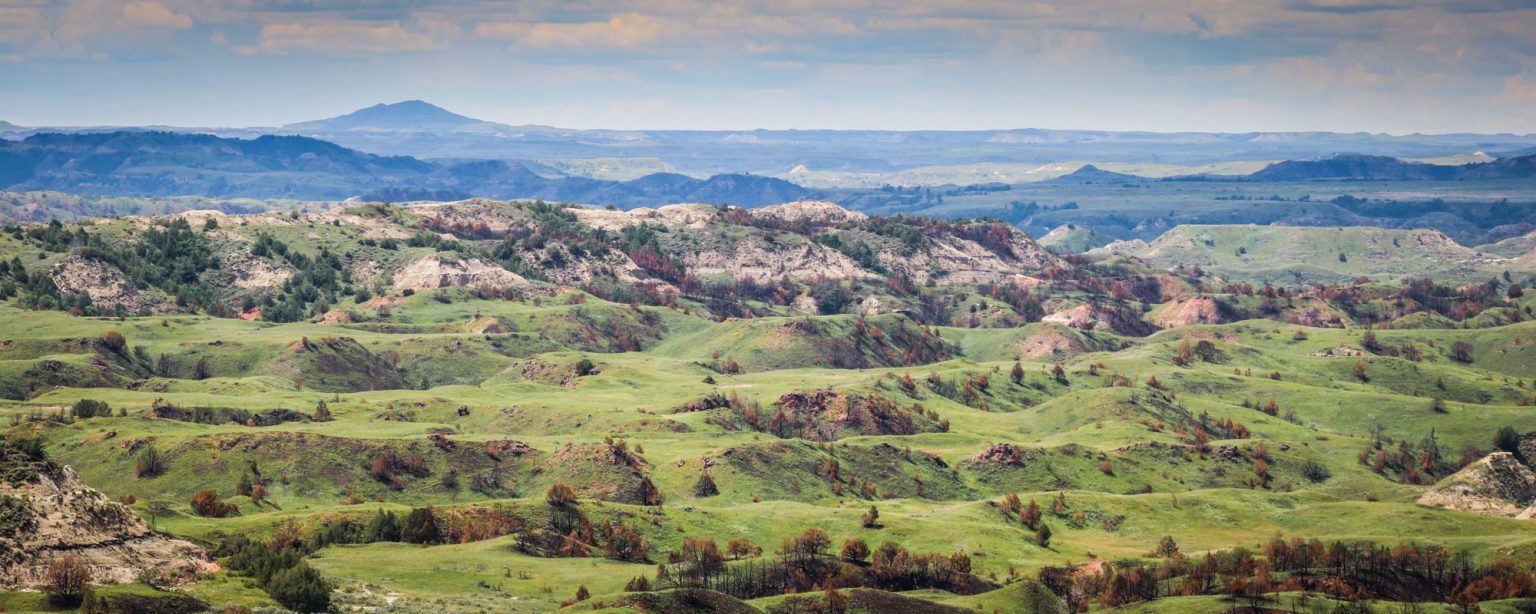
[3,199,1536,612]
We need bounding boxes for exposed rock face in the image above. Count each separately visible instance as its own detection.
[1087,239,1150,257]
[0,465,210,589]
[752,201,868,224]
[1041,303,1154,335]
[1284,298,1347,328]
[49,255,167,311]
[1013,325,1095,360]
[416,199,538,236]
[881,229,1061,285]
[513,243,661,287]
[1417,452,1536,517]
[680,236,876,281]
[1153,295,1224,328]
[225,253,292,290]
[572,203,720,231]
[970,443,1031,466]
[393,254,529,290]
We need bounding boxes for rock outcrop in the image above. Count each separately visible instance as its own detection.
[680,236,876,281]
[752,201,869,224]
[1417,452,1536,518]
[1041,303,1154,335]
[0,464,210,589]
[49,255,167,312]
[1152,295,1224,328]
[393,254,529,290]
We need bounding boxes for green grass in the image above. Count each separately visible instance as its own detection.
[6,287,1536,612]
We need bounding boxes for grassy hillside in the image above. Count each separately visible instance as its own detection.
[1113,224,1530,285]
[2,203,1536,612]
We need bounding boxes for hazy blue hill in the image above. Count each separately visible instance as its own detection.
[0,131,815,205]
[1494,145,1536,159]
[1248,154,1461,181]
[1046,164,1147,184]
[1245,153,1536,181]
[283,100,491,133]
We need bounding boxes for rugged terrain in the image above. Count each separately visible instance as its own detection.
[0,199,1534,612]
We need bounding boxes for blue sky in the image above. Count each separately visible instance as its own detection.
[1,0,1534,133]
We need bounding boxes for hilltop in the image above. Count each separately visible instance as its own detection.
[1037,223,1116,254]
[284,100,499,133]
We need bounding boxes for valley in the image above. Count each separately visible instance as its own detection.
[2,199,1535,612]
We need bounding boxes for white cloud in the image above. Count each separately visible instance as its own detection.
[117,1,192,30]
[258,19,451,53]
[475,12,670,48]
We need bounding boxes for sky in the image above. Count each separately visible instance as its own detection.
[1,0,1534,134]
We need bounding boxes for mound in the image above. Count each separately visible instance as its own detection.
[1042,303,1156,336]
[264,336,406,392]
[716,389,947,442]
[540,442,658,505]
[464,315,513,334]
[698,440,968,501]
[1038,223,1116,254]
[0,337,150,400]
[414,199,539,237]
[0,439,210,589]
[1086,238,1150,258]
[1009,324,1120,361]
[676,314,955,371]
[1416,452,1536,517]
[752,200,869,224]
[1151,295,1225,329]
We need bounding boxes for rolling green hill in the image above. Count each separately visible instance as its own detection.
[3,201,1536,613]
[1100,224,1532,285]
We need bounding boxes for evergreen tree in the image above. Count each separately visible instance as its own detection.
[400,507,441,544]
[265,562,331,613]
[365,509,400,542]
[693,472,718,497]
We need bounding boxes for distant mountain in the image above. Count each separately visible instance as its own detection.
[1245,153,1536,181]
[284,100,496,133]
[1247,154,1461,181]
[11,101,1536,178]
[0,131,431,197]
[1494,146,1536,159]
[0,130,811,206]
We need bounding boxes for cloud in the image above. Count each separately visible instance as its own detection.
[117,1,192,30]
[1500,74,1536,104]
[475,12,670,48]
[0,4,52,49]
[3,0,1534,132]
[257,19,452,53]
